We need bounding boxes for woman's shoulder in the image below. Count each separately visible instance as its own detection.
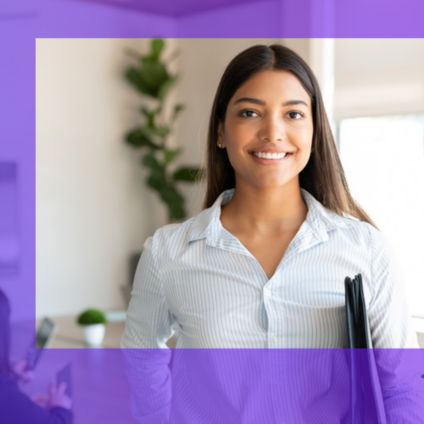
[143,208,211,259]
[314,202,392,262]
[332,211,391,257]
[303,189,383,246]
[342,213,383,239]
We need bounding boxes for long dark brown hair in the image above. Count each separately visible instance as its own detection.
[203,44,377,228]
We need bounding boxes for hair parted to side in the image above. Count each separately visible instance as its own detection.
[203,44,377,228]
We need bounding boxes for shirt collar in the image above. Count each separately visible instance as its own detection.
[187,188,348,248]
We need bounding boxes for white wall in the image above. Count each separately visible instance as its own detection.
[334,39,424,119]
[36,39,172,317]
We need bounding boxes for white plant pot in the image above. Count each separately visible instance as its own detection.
[83,324,106,347]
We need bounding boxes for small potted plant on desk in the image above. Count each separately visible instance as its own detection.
[77,308,107,347]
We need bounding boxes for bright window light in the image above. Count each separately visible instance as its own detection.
[338,115,424,321]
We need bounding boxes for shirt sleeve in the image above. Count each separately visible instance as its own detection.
[367,226,417,349]
[121,235,175,423]
[122,235,175,348]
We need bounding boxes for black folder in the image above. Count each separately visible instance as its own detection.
[345,273,387,423]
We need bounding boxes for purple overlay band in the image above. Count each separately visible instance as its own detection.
[1,349,423,422]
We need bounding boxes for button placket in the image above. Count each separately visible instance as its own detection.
[263,276,276,347]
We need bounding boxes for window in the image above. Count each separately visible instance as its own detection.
[338,115,424,327]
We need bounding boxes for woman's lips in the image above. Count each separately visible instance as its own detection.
[250,151,293,164]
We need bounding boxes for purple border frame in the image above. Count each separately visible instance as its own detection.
[1,0,424,422]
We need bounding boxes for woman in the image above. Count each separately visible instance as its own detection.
[122,44,419,421]
[0,288,73,424]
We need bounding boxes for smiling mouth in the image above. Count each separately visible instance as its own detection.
[251,151,293,160]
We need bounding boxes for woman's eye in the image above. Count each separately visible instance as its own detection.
[287,111,304,120]
[239,110,259,118]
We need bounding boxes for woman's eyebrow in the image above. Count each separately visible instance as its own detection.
[233,97,309,107]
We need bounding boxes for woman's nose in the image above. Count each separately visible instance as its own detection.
[258,115,285,143]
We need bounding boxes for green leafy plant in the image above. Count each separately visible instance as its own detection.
[124,38,204,222]
[77,308,107,326]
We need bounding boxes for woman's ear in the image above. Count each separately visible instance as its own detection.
[217,123,225,149]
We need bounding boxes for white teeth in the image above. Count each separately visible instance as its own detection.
[253,151,288,160]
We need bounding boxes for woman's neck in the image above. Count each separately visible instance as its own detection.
[221,181,308,235]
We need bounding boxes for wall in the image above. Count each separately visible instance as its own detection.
[334,39,424,119]
[36,39,173,317]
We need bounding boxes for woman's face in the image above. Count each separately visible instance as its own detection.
[219,70,314,190]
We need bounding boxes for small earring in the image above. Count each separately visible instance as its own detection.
[217,143,225,149]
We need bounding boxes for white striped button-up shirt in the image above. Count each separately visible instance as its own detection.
[122,188,417,350]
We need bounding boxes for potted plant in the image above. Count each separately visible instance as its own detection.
[123,38,204,222]
[77,308,107,347]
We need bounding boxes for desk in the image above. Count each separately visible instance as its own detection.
[47,315,125,348]
[45,315,177,349]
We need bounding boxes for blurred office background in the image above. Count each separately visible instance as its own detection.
[34,37,424,345]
